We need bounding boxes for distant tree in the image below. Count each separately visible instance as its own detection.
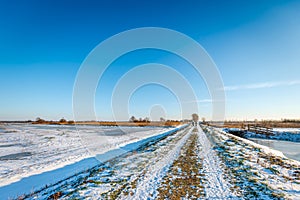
[139,118,143,122]
[59,118,67,123]
[144,117,150,122]
[192,113,199,122]
[68,120,75,124]
[129,116,137,122]
[36,117,45,123]
[160,117,165,122]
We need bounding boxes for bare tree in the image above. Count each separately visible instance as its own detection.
[192,113,199,122]
[36,117,45,123]
[201,117,206,122]
[144,117,150,122]
[59,118,67,123]
[129,116,137,122]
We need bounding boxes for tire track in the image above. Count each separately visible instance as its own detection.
[130,126,194,199]
[197,126,237,199]
[29,126,191,199]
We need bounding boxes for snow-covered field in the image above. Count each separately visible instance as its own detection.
[0,123,177,199]
[1,124,299,199]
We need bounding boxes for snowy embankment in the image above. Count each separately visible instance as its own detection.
[245,130,300,142]
[197,127,234,198]
[206,126,300,199]
[0,123,186,200]
[29,125,223,199]
[133,125,192,198]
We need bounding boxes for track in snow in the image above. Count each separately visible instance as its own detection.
[155,126,236,199]
[197,126,236,199]
[25,125,236,199]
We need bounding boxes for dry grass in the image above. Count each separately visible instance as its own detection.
[32,121,182,127]
[157,133,205,199]
[210,121,300,129]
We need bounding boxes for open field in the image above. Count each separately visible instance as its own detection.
[1,124,299,199]
[28,121,183,127]
[0,124,172,192]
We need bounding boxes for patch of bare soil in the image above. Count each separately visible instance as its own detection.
[157,133,206,199]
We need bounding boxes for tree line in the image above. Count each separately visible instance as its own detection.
[129,116,166,123]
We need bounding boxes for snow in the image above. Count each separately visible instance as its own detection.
[245,130,300,142]
[222,127,300,142]
[221,127,300,166]
[209,127,300,199]
[0,123,186,199]
[133,125,192,199]
[2,123,299,199]
[0,157,100,200]
[250,138,300,162]
[25,124,189,199]
[197,126,235,198]
[273,128,300,133]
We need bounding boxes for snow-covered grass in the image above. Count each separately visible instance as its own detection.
[0,123,185,199]
[30,125,238,200]
[21,125,190,199]
[133,125,193,199]
[197,126,236,199]
[204,126,300,199]
[0,123,89,187]
[3,124,299,199]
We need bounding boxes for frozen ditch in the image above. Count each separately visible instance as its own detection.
[250,138,300,162]
[203,126,300,199]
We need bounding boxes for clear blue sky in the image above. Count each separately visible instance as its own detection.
[0,0,300,121]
